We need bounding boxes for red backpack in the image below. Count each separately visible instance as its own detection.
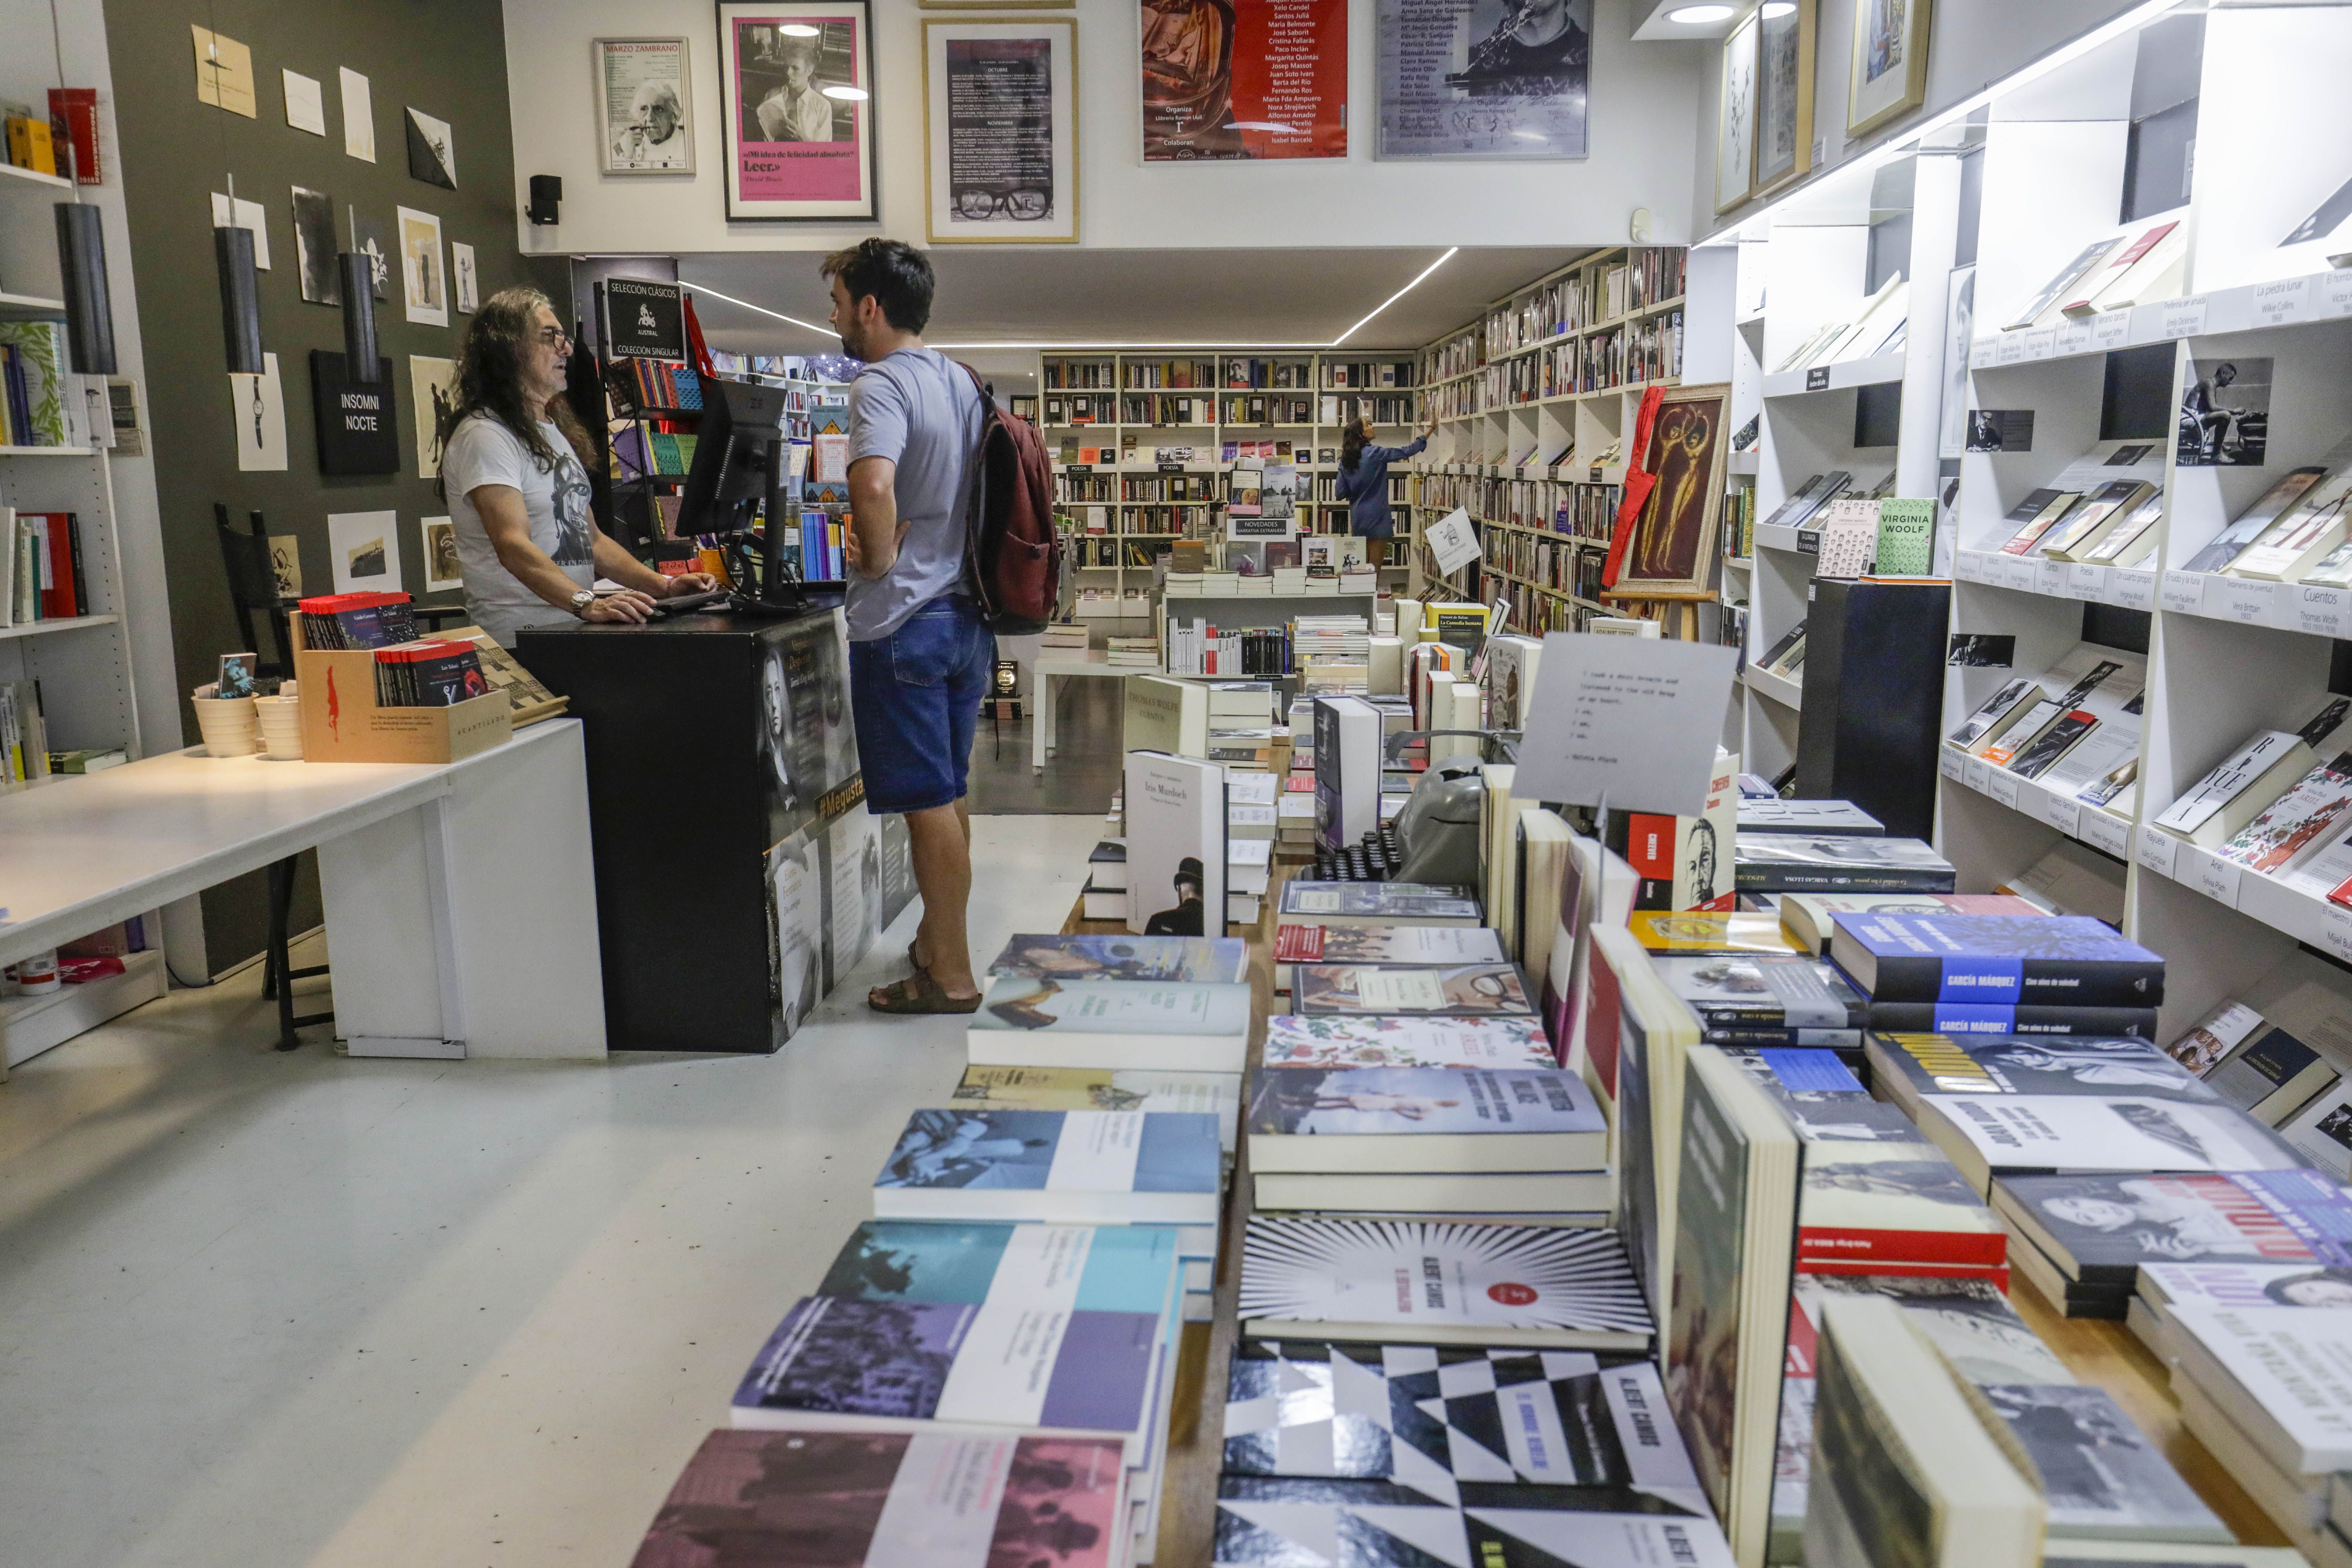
[957,363,1058,635]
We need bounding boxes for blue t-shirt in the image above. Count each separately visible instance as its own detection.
[844,347,986,641]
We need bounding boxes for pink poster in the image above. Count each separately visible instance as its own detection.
[720,2,878,220]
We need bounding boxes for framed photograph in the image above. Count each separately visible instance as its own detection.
[1715,14,1757,214]
[421,516,463,593]
[924,16,1076,244]
[1376,0,1590,161]
[410,355,460,477]
[1142,0,1346,161]
[451,241,478,313]
[1754,0,1814,192]
[397,206,446,327]
[1847,0,1931,138]
[405,107,456,189]
[291,187,339,305]
[328,509,402,595]
[596,37,696,173]
[1615,384,1733,598]
[716,1,879,222]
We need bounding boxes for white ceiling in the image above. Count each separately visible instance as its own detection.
[678,246,1589,382]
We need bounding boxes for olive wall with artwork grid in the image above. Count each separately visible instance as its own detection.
[101,0,537,970]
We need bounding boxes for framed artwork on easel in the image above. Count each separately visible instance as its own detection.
[1612,384,1733,600]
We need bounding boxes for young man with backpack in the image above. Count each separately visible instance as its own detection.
[826,239,997,1014]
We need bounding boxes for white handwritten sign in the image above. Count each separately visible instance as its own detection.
[1516,635,1742,815]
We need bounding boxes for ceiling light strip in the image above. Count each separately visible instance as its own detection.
[678,276,835,337]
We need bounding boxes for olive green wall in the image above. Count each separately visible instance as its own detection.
[102,0,533,968]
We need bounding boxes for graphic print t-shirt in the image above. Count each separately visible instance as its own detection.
[443,412,597,646]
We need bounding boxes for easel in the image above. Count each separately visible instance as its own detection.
[1597,588,1719,640]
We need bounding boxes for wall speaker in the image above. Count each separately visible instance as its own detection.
[338,252,380,385]
[528,175,562,226]
[53,203,115,374]
[215,225,263,375]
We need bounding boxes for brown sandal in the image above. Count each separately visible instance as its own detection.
[868,970,982,1014]
[908,939,926,974]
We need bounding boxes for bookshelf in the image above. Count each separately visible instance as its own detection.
[1406,245,1692,631]
[1035,348,1422,606]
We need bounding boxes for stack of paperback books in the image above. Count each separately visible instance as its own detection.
[1828,911,2164,1039]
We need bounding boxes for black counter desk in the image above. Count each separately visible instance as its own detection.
[518,602,913,1052]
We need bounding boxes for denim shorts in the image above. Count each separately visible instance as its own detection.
[848,595,994,815]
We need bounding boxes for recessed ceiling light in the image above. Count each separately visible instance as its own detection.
[779,23,820,35]
[1667,4,1736,20]
[820,85,869,101]
[1760,1,1795,14]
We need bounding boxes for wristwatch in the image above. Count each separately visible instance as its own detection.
[568,589,597,617]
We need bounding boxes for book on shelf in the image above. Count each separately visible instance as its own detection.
[871,1107,1220,1226]
[2003,235,2129,330]
[2003,709,2099,779]
[2182,462,2335,573]
[1804,1296,2046,1567]
[1874,497,1935,576]
[1990,1167,2352,1289]
[1486,634,1545,730]
[1209,1476,1735,1568]
[2154,731,2323,846]
[1830,913,2163,1008]
[1276,881,1481,926]
[1998,490,2085,555]
[1857,1002,2158,1037]
[1246,1064,1607,1174]
[1778,893,2047,959]
[2215,751,2352,874]
[1757,472,1851,532]
[1121,675,1209,757]
[815,1218,1182,1316]
[1291,962,1534,1019]
[1222,1342,1709,1511]
[2167,1302,2352,1475]
[1647,953,1865,1045]
[1236,1217,1654,1351]
[2197,1017,2340,1127]
[1919,1092,2303,1196]
[1663,1046,1801,1568]
[627,1430,1130,1568]
[1601,750,1740,912]
[1251,1166,1619,1216]
[2059,219,2187,316]
[984,932,1248,984]
[1789,1099,2011,1277]
[1512,807,1576,971]
[950,1064,1241,1148]
[1735,799,1883,836]
[1733,835,1957,894]
[1977,699,2069,767]
[2226,467,2352,582]
[1811,498,1879,579]
[1122,750,1226,936]
[967,977,1252,1073]
[2278,1080,2352,1177]
[1628,910,1806,956]
[1588,925,1702,1318]
[1755,621,1807,674]
[1271,924,1507,992]
[1261,1013,1556,1070]
[1311,696,1380,853]
[2037,480,2157,561]
[1869,1034,2214,1123]
[1969,1380,2228,1544]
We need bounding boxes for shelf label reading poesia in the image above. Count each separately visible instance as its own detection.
[2323,908,2352,966]
[1940,746,1966,781]
[2137,826,2180,879]
[2301,587,2352,640]
[2161,297,2210,339]
[2213,578,2281,625]
[2054,319,2095,357]
[2160,571,2208,615]
[2112,568,2157,610]
[2189,849,2243,909]
[2040,793,2081,837]
[2080,809,2131,859]
[1965,756,1993,794]
[2066,564,2107,601]
[1988,770,2022,811]
[2092,309,2133,350]
[2254,276,2313,327]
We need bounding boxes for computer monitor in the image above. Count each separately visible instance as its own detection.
[673,376,812,612]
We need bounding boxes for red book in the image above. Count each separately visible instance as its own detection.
[41,514,76,617]
[46,89,99,184]
[1273,924,1326,964]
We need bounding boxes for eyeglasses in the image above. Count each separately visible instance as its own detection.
[953,187,1050,221]
[536,326,573,348]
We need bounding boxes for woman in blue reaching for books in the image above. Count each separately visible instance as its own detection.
[1335,413,1435,566]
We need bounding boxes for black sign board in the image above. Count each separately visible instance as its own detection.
[1804,365,1832,391]
[310,350,399,475]
[603,278,685,362]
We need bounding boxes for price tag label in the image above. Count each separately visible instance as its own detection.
[1940,746,1966,781]
[2253,276,2313,327]
[2112,568,2157,610]
[1965,756,1993,794]
[2092,309,2133,350]
[2040,793,2082,837]
[2301,586,2352,640]
[2322,908,2352,965]
[2081,809,2131,859]
[1971,337,1997,369]
[2190,850,2243,908]
[2022,327,2058,360]
[2065,563,2107,602]
[2213,577,2281,625]
[1995,334,2027,365]
[1988,771,2022,810]
[2327,270,2352,318]
[2161,570,2209,615]
[2161,296,2211,339]
[2137,826,2180,879]
[2037,559,2070,597]
[2054,319,2095,357]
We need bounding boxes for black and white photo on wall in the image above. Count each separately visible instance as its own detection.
[596,37,696,173]
[406,107,456,189]
[398,207,447,328]
[717,0,880,222]
[452,241,478,314]
[1377,0,1591,161]
[1965,409,2034,454]
[1947,633,2016,668]
[291,186,339,306]
[923,16,1077,244]
[2178,357,2271,467]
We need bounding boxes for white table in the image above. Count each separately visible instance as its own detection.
[1033,653,1134,770]
[0,720,605,1061]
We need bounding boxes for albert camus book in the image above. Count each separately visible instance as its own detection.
[1261,1013,1556,1071]
[1210,1476,1736,1568]
[1293,962,1534,1019]
[1237,1217,1653,1351]
[1732,835,1957,894]
[1247,1066,1607,1174]
[872,1107,1221,1226]
[1830,912,2165,1007]
[985,933,1248,985]
[626,1429,1130,1568]
[1223,1341,1708,1512]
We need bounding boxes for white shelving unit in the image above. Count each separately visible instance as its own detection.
[1693,2,2352,1047]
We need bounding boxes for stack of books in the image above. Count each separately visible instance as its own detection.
[1828,911,2163,1038]
[1106,635,1159,668]
[1039,621,1090,652]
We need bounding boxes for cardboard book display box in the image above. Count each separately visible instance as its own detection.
[292,624,513,765]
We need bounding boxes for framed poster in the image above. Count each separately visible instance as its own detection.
[596,37,696,173]
[717,1,879,221]
[1847,0,1931,138]
[1715,14,1757,215]
[328,510,402,595]
[923,16,1077,243]
[1141,0,1346,161]
[1376,0,1589,161]
[396,206,446,327]
[1615,384,1732,598]
[1753,0,1814,192]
